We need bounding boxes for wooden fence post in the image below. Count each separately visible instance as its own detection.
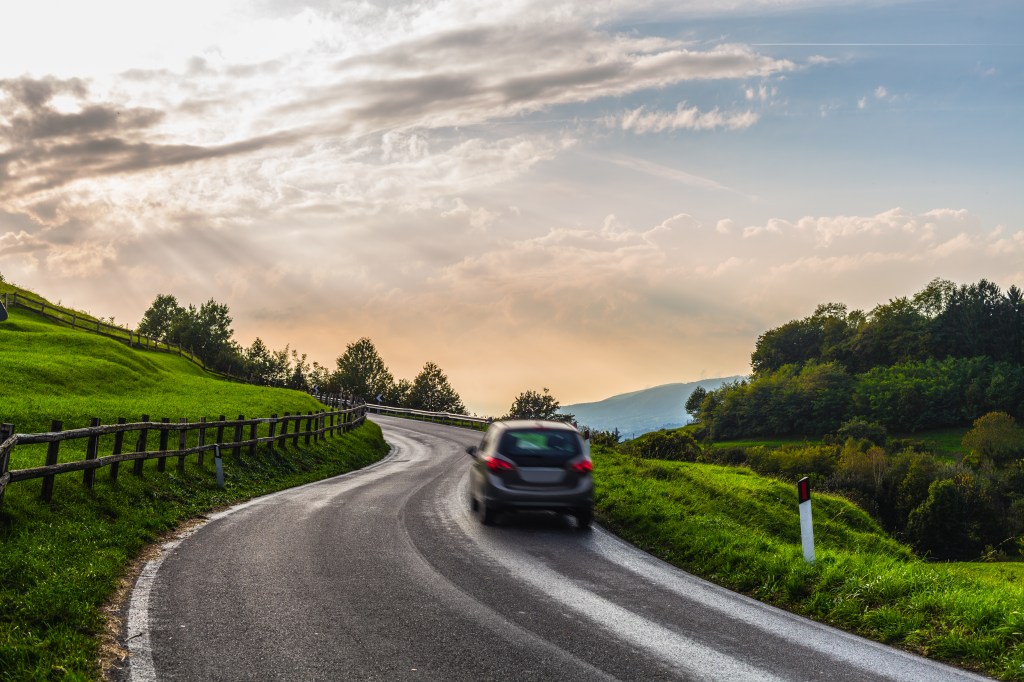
[158,418,170,472]
[292,413,300,448]
[248,419,257,458]
[216,415,226,457]
[0,423,14,505]
[304,412,312,446]
[268,415,277,454]
[41,420,63,502]
[178,418,188,473]
[233,415,244,459]
[110,418,126,482]
[83,417,100,489]
[198,417,207,466]
[280,412,289,448]
[134,415,150,477]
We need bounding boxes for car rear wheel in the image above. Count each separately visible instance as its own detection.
[575,507,593,530]
[478,500,496,526]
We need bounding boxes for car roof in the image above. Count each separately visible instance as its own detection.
[493,419,579,432]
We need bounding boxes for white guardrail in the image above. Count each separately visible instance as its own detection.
[365,404,492,430]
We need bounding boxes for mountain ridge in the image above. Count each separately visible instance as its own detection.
[560,377,746,438]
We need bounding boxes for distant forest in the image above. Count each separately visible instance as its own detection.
[690,278,1024,437]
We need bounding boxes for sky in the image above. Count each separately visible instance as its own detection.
[1,0,1022,417]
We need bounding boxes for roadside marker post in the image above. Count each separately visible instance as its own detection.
[215,444,225,489]
[798,477,815,563]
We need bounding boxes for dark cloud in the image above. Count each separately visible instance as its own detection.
[0,76,299,203]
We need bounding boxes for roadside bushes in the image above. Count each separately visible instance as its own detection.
[625,429,701,461]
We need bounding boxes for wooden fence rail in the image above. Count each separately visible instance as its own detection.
[0,404,367,505]
[366,404,490,431]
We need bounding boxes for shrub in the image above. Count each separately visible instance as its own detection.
[906,477,983,560]
[744,443,839,482]
[626,429,701,461]
[834,417,888,446]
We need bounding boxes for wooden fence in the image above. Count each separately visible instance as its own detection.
[1,292,238,380]
[0,404,367,505]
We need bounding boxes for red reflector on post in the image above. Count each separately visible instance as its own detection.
[798,477,811,504]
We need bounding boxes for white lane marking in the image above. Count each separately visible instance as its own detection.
[126,443,403,682]
[447,474,787,682]
[588,530,992,681]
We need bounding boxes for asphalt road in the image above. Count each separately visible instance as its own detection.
[126,416,992,681]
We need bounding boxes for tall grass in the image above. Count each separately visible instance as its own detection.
[594,449,1024,680]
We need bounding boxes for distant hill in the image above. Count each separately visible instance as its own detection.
[560,377,746,438]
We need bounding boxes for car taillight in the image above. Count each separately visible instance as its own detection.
[570,459,593,473]
[485,456,515,472]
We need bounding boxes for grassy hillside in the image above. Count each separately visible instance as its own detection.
[594,449,1024,681]
[0,302,390,681]
[0,304,321,437]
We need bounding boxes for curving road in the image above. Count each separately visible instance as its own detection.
[125,416,991,681]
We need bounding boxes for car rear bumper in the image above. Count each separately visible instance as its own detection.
[482,475,593,510]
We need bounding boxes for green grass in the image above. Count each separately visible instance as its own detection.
[594,448,1024,681]
[899,426,970,461]
[0,302,391,680]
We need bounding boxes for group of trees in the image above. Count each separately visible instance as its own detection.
[136,294,330,389]
[325,338,467,413]
[690,279,1024,439]
[135,294,589,421]
[749,278,1024,375]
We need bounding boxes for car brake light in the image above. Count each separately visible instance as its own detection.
[570,459,593,473]
[485,456,515,472]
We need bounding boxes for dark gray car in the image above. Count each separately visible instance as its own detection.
[466,420,594,529]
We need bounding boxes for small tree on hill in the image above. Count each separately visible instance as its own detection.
[962,411,1024,467]
[406,362,466,414]
[685,386,707,420]
[332,338,395,401]
[504,388,574,423]
[137,294,184,341]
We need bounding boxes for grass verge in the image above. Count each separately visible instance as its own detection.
[594,448,1024,681]
[0,421,389,682]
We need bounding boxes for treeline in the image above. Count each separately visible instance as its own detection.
[690,279,1024,438]
[136,295,467,412]
[135,294,601,422]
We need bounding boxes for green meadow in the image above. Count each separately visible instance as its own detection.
[594,448,1024,681]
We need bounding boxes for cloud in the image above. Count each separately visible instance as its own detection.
[616,103,759,133]
[0,230,49,254]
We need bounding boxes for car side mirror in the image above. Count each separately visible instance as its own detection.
[465,445,478,458]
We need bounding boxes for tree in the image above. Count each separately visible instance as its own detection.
[244,337,277,385]
[137,294,184,341]
[406,362,467,413]
[170,299,235,367]
[332,338,395,401]
[503,388,574,423]
[288,349,310,390]
[962,412,1024,467]
[685,386,707,420]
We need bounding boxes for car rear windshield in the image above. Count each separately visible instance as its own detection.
[497,428,581,465]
